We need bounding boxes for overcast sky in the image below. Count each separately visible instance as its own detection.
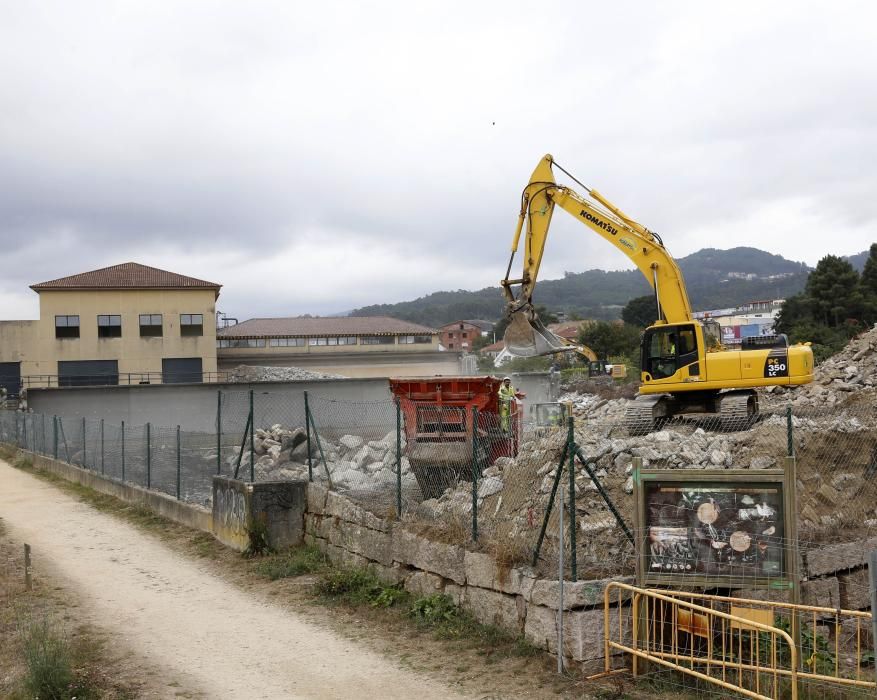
[1,1,875,321]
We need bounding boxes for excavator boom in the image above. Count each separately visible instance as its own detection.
[502,154,693,356]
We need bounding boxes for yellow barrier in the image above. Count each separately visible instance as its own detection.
[598,582,877,699]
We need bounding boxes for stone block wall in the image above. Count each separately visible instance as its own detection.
[799,536,877,612]
[304,484,632,669]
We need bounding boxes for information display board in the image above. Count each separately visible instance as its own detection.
[635,468,794,589]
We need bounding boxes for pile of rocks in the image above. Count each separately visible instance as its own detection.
[225,423,418,496]
[227,365,346,382]
[763,324,877,408]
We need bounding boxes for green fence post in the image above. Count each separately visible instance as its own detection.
[146,422,151,489]
[471,406,479,543]
[216,390,222,475]
[53,416,58,459]
[395,397,402,518]
[121,420,126,482]
[22,414,27,450]
[304,391,312,482]
[100,419,105,475]
[81,417,86,468]
[176,425,181,500]
[249,389,255,482]
[786,404,794,457]
[41,414,46,455]
[567,414,577,582]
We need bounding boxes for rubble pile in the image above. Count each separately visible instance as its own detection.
[227,365,346,382]
[763,324,877,408]
[223,423,419,496]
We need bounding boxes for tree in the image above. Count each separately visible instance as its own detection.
[805,255,862,327]
[774,294,814,336]
[860,243,877,295]
[578,321,642,360]
[621,295,657,327]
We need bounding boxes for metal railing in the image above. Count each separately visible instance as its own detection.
[599,582,876,699]
[18,372,234,389]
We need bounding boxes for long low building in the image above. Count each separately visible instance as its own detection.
[216,316,461,378]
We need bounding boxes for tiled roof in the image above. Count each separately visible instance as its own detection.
[480,340,505,353]
[218,316,438,338]
[31,263,221,293]
[547,321,592,340]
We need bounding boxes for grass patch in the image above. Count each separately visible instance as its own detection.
[315,568,410,608]
[254,545,327,580]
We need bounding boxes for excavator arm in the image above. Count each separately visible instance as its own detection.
[501,154,693,355]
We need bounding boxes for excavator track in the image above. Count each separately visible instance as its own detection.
[718,391,758,432]
[624,395,665,436]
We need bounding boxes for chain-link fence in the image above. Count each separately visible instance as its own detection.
[2,392,877,582]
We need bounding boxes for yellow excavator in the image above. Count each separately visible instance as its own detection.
[501,155,813,433]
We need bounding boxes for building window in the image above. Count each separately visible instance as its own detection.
[97,315,122,338]
[323,336,357,346]
[360,336,395,345]
[139,314,163,337]
[217,338,265,348]
[308,337,328,346]
[180,314,203,337]
[448,332,454,339]
[448,343,454,349]
[268,337,306,347]
[399,335,433,344]
[459,323,464,330]
[462,332,468,338]
[55,315,80,339]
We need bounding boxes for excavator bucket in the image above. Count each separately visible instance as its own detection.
[503,308,572,357]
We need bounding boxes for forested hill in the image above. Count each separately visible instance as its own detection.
[349,247,826,327]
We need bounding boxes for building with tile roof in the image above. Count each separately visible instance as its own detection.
[215,316,458,378]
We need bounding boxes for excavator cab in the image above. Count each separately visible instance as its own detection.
[641,323,701,383]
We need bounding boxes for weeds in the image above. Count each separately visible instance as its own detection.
[315,568,410,608]
[254,546,327,580]
[16,610,99,700]
[243,514,272,558]
[408,594,538,657]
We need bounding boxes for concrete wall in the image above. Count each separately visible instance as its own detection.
[28,377,394,431]
[508,372,557,425]
[213,476,306,552]
[25,451,212,532]
[0,321,39,364]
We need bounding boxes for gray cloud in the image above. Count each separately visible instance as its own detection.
[1,1,875,321]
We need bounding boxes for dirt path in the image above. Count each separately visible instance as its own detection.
[0,459,469,699]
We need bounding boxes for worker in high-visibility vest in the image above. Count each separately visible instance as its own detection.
[498,376,516,432]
